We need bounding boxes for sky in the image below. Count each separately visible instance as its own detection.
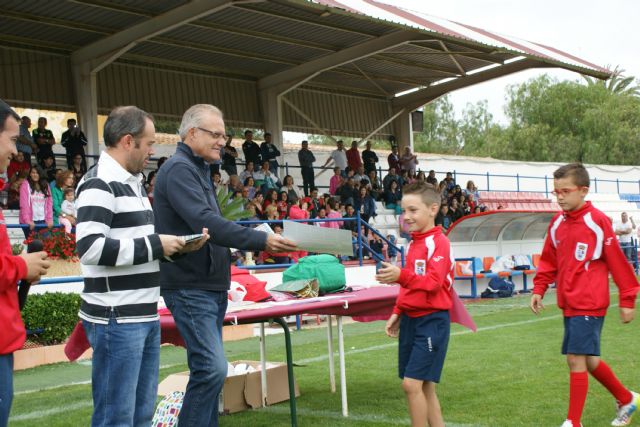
[379,0,640,124]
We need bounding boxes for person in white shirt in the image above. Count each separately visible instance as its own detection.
[614,212,636,261]
[59,188,77,233]
[322,140,348,175]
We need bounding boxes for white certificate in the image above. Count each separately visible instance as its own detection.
[282,220,354,256]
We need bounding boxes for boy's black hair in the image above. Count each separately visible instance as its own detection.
[403,181,441,208]
[553,163,590,188]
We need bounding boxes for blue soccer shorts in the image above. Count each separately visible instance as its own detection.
[562,315,605,356]
[398,310,450,382]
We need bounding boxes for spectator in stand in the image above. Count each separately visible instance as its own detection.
[342,204,357,233]
[463,180,479,199]
[276,191,289,219]
[473,206,482,214]
[383,180,403,215]
[387,234,398,264]
[383,167,402,192]
[322,140,348,175]
[226,175,243,194]
[443,171,456,190]
[59,188,77,233]
[337,177,357,206]
[19,166,53,235]
[307,187,323,218]
[387,145,400,172]
[279,175,302,205]
[221,134,238,177]
[353,165,368,185]
[61,118,87,170]
[7,171,27,210]
[399,146,418,175]
[361,141,379,175]
[449,198,464,223]
[263,189,278,211]
[329,166,342,195]
[434,204,452,231]
[288,198,310,222]
[243,177,257,199]
[264,204,279,222]
[366,170,382,201]
[242,130,261,166]
[7,151,29,179]
[354,186,376,223]
[50,170,74,230]
[346,140,362,172]
[400,170,412,186]
[369,233,384,262]
[254,160,279,193]
[32,117,55,167]
[70,153,87,185]
[17,116,37,163]
[40,155,57,183]
[416,170,426,182]
[260,132,280,177]
[614,212,636,262]
[426,169,437,186]
[297,140,315,196]
[249,192,264,219]
[323,198,343,229]
[146,170,157,201]
[211,171,222,191]
[239,160,255,184]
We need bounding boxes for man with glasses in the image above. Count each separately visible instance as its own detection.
[153,104,297,427]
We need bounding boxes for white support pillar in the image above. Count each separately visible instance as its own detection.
[392,111,413,153]
[72,62,100,159]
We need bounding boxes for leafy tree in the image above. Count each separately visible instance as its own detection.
[583,66,640,97]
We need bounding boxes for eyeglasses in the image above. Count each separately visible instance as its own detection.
[196,127,226,141]
[551,187,585,196]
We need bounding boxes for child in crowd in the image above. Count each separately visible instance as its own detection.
[59,187,76,233]
[376,181,454,427]
[387,234,398,264]
[530,163,640,427]
[329,166,342,195]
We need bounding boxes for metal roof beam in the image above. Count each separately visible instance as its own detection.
[392,58,545,112]
[71,0,263,71]
[258,30,422,90]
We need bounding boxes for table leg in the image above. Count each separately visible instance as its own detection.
[337,315,348,417]
[259,322,267,407]
[326,315,336,393]
[273,317,298,427]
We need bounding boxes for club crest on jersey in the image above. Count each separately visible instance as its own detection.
[415,259,426,275]
[575,242,588,261]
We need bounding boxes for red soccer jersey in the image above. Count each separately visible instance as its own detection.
[533,201,640,317]
[0,190,28,354]
[393,226,454,317]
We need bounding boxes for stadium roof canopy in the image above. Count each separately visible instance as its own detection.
[0,0,611,152]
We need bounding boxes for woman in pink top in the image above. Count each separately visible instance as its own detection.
[19,166,53,234]
[324,198,343,229]
[329,167,342,195]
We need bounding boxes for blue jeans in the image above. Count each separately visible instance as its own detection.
[82,317,160,427]
[0,354,13,427]
[161,289,228,427]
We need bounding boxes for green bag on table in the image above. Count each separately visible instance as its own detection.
[282,254,346,294]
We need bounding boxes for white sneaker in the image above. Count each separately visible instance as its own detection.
[612,391,640,426]
[561,420,582,427]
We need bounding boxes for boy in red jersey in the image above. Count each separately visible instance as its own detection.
[531,163,640,427]
[376,181,453,427]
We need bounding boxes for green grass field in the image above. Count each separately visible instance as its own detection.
[9,289,640,426]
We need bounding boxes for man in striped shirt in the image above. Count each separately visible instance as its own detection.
[75,106,207,427]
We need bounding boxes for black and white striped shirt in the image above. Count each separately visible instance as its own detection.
[75,151,163,324]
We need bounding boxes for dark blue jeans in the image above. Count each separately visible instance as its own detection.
[0,354,13,427]
[82,317,160,427]
[162,289,228,427]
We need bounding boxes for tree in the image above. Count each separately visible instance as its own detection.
[583,66,640,97]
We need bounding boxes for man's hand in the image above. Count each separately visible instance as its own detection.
[375,262,400,284]
[530,294,544,314]
[179,228,210,254]
[28,222,35,231]
[46,221,53,229]
[19,251,50,282]
[620,307,635,323]
[159,235,186,256]
[385,313,400,338]
[265,234,297,253]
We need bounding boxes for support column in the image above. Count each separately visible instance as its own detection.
[392,111,413,153]
[72,62,99,158]
[259,87,284,163]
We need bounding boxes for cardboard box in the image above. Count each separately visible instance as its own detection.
[157,360,300,415]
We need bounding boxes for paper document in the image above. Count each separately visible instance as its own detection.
[282,220,353,256]
[255,223,275,234]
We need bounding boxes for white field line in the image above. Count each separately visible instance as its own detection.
[9,400,93,421]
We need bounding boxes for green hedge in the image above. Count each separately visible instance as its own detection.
[22,292,82,345]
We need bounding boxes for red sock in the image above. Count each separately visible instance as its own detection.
[591,360,633,405]
[568,371,588,425]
